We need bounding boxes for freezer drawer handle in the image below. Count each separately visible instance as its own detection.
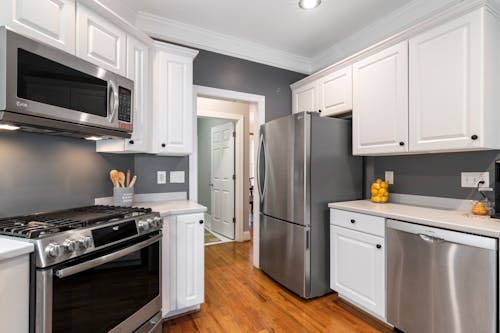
[419,233,444,243]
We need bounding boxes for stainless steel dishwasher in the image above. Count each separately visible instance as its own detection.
[387,219,497,333]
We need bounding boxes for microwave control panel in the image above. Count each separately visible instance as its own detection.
[118,87,132,123]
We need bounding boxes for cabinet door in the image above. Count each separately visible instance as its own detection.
[125,36,150,152]
[353,42,409,155]
[153,47,195,155]
[331,226,385,318]
[76,3,126,75]
[2,0,75,53]
[176,213,204,309]
[318,66,353,116]
[292,81,317,114]
[409,10,482,152]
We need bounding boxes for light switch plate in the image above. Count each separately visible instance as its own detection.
[170,171,185,184]
[385,171,394,185]
[461,172,489,188]
[157,171,167,184]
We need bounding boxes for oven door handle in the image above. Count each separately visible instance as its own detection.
[54,234,161,279]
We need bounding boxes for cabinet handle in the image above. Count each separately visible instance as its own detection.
[199,220,204,224]
[161,143,166,148]
[471,135,478,140]
[376,244,382,249]
[129,140,134,144]
[399,141,405,146]
[350,219,356,224]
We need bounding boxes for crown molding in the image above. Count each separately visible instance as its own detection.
[135,11,312,74]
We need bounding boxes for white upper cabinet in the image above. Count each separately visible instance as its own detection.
[292,81,317,114]
[409,9,497,152]
[318,66,353,117]
[353,41,409,155]
[76,3,126,75]
[96,35,151,153]
[0,0,75,53]
[152,41,198,156]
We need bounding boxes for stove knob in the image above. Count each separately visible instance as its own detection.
[45,243,62,258]
[63,239,77,253]
[153,216,162,228]
[77,236,92,250]
[138,220,150,232]
[146,218,154,228]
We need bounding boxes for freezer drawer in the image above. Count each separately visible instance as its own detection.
[387,220,497,333]
[259,214,310,297]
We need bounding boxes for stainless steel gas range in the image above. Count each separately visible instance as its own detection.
[0,205,163,333]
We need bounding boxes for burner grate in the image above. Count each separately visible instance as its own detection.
[0,205,152,239]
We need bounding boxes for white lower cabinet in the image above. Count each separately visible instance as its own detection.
[162,213,204,317]
[330,209,385,319]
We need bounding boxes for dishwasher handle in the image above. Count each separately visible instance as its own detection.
[418,233,444,243]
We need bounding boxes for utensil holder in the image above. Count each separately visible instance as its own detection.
[113,187,134,207]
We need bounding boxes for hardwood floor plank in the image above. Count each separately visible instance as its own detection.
[163,242,392,333]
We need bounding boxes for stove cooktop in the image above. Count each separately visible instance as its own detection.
[0,206,153,239]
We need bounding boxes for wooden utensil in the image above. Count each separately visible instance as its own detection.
[128,175,137,188]
[118,172,126,187]
[126,169,131,187]
[109,170,119,188]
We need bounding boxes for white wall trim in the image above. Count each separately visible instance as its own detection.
[135,11,311,74]
[191,85,265,268]
[197,109,245,243]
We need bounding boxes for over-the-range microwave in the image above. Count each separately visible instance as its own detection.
[0,27,133,139]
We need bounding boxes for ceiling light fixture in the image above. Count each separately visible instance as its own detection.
[0,124,20,131]
[299,0,321,10]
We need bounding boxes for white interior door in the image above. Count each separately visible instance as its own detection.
[211,122,235,239]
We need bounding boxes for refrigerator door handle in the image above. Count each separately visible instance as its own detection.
[257,133,266,202]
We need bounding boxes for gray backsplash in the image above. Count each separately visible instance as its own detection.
[133,154,189,194]
[365,150,500,201]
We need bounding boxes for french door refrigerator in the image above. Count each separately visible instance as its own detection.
[258,112,363,299]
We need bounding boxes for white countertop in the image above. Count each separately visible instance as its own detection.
[329,200,500,238]
[136,200,207,217]
[0,238,34,261]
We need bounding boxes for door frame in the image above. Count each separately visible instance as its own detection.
[198,110,242,240]
[191,85,265,268]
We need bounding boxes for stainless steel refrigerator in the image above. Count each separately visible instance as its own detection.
[257,112,363,299]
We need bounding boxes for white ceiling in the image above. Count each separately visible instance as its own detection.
[121,0,414,58]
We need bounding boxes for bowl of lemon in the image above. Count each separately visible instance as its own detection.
[371,178,389,203]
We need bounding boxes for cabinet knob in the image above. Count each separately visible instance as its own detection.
[471,135,478,140]
[350,219,356,224]
[399,141,405,146]
[161,143,166,148]
[376,244,382,249]
[129,140,134,144]
[199,220,204,224]
[318,109,322,113]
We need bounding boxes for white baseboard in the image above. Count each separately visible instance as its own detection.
[243,231,251,241]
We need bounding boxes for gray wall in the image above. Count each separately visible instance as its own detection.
[197,118,234,214]
[193,49,306,122]
[365,150,500,201]
[134,154,189,194]
[0,132,134,217]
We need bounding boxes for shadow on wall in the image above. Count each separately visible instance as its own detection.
[365,150,500,201]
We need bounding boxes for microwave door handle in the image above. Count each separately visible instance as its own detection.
[54,234,161,279]
[108,80,119,123]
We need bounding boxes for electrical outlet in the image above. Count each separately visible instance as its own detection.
[157,171,167,184]
[461,172,489,188]
[170,171,185,184]
[385,171,394,185]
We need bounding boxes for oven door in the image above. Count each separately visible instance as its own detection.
[3,28,133,135]
[36,234,161,333]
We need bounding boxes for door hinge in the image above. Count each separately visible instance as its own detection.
[233,217,236,223]
[232,174,236,180]
[233,131,236,137]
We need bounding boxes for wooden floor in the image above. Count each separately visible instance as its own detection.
[163,241,392,333]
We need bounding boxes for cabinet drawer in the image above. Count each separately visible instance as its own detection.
[330,209,385,237]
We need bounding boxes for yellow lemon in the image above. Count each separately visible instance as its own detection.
[376,178,383,184]
[381,182,389,189]
[381,196,388,203]
[371,196,381,203]
[371,183,381,190]
[371,188,379,195]
[378,188,387,196]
